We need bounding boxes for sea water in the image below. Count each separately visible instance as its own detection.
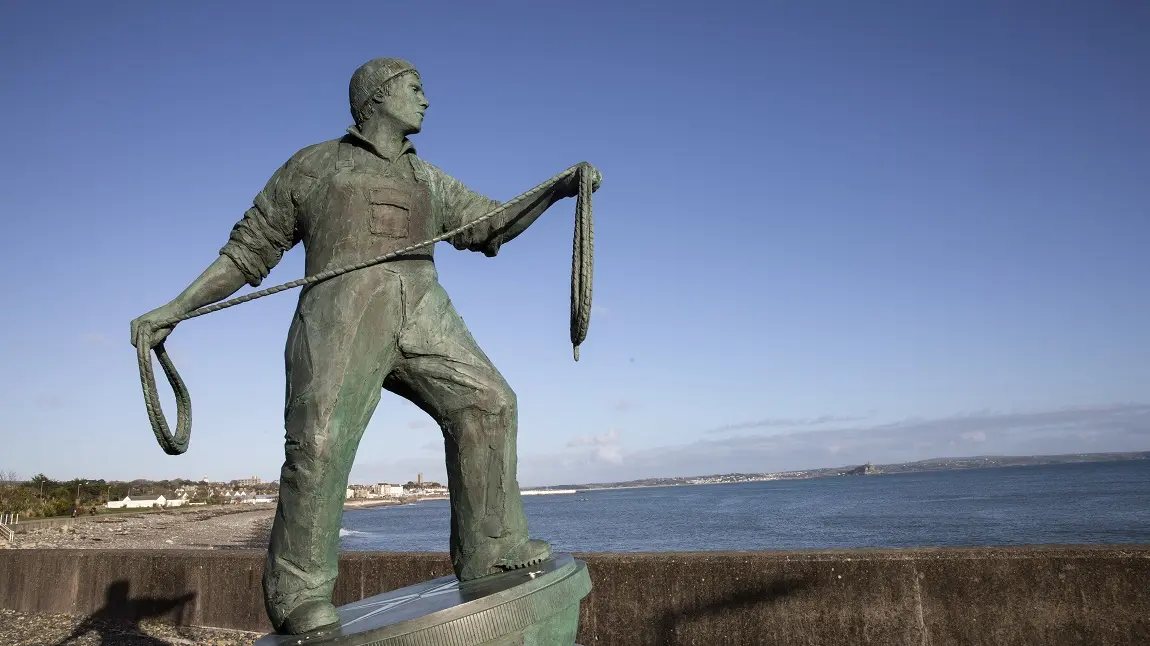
[339,459,1150,552]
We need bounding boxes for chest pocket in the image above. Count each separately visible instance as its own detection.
[367,182,411,238]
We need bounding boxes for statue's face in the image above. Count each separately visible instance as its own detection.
[379,73,428,134]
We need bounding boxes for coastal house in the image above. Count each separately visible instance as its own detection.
[346,484,374,499]
[105,493,188,509]
[241,494,277,504]
[374,484,405,497]
[105,495,163,509]
[173,485,202,499]
[226,491,251,504]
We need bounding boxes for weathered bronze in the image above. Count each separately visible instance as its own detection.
[130,58,600,636]
[253,554,592,646]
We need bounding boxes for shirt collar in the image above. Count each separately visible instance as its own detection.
[344,125,416,160]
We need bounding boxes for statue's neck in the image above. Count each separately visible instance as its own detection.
[358,120,407,159]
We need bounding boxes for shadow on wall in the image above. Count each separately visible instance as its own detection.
[656,577,813,645]
[52,580,195,646]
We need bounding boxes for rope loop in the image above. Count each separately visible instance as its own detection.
[137,333,192,455]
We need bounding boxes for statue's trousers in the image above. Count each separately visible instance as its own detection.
[261,261,530,627]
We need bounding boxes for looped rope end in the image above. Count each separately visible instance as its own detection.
[138,337,192,456]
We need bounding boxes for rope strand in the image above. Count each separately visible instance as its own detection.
[138,163,596,455]
[571,165,594,361]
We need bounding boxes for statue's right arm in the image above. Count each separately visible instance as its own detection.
[131,159,302,349]
[129,256,247,349]
[170,255,249,312]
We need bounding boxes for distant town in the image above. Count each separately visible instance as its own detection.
[0,472,452,520]
[1,452,1146,520]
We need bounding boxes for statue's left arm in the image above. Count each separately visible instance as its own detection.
[419,160,597,257]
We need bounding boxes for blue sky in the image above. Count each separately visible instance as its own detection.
[1,1,1147,487]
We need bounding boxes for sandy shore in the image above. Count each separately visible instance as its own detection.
[5,497,442,551]
[6,507,276,551]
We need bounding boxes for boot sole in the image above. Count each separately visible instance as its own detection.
[493,548,552,571]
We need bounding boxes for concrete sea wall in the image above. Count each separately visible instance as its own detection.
[1,546,1147,644]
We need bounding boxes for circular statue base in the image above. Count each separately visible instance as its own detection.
[255,554,591,646]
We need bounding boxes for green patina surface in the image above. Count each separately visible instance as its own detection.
[130,58,599,637]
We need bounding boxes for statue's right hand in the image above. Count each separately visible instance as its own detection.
[130,303,184,349]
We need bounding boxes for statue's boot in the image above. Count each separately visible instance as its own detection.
[457,533,554,581]
[494,537,553,571]
[279,600,340,634]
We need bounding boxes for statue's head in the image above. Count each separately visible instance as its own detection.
[350,58,428,134]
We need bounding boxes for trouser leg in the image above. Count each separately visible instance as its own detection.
[263,276,400,630]
[387,283,543,581]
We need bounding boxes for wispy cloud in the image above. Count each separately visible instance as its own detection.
[706,414,869,433]
[610,399,635,412]
[83,332,111,346]
[519,403,1150,486]
[566,428,624,465]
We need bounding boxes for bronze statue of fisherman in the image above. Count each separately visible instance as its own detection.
[130,58,601,635]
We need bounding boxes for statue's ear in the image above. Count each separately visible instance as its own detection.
[371,89,388,104]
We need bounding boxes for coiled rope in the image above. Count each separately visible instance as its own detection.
[138,162,596,455]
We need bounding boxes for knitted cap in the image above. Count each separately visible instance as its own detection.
[349,58,418,117]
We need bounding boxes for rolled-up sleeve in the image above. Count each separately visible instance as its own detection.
[219,160,302,286]
[421,162,505,257]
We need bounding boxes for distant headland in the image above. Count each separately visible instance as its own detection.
[527,450,1150,491]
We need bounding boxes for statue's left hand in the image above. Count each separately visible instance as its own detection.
[571,163,601,195]
[130,302,186,349]
[585,164,602,192]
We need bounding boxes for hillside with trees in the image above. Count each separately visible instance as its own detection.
[0,472,277,519]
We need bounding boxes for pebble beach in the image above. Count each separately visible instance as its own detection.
[6,506,276,551]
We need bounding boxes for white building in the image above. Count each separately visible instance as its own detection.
[375,484,405,497]
[242,495,277,504]
[226,491,250,504]
[105,494,188,509]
